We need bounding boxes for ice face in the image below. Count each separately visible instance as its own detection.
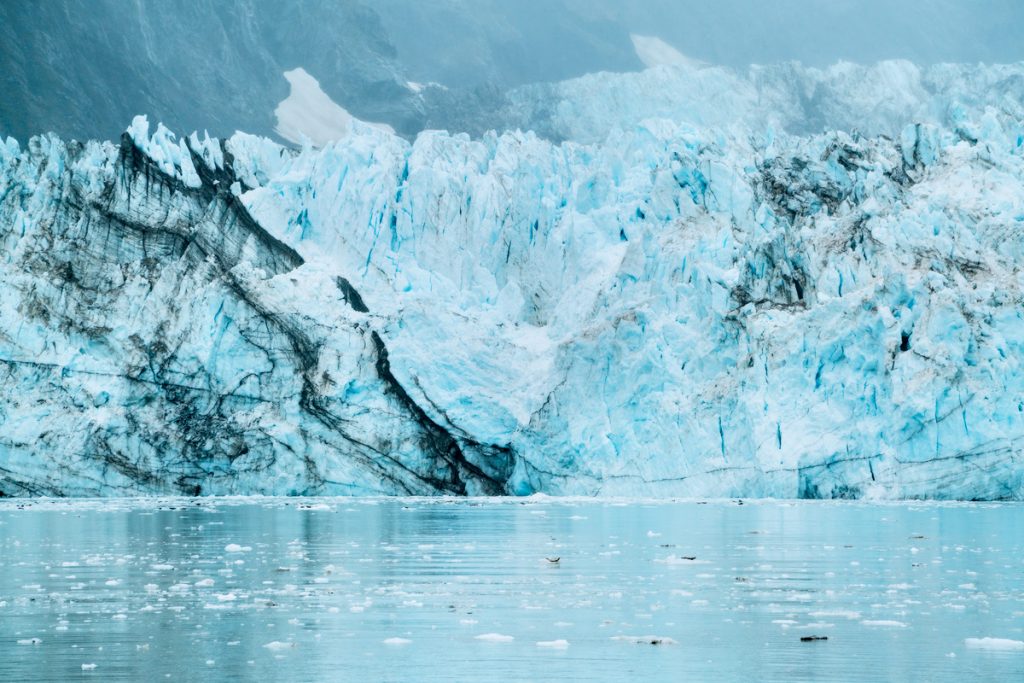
[0,61,1023,498]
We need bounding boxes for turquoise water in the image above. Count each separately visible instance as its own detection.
[0,498,1022,682]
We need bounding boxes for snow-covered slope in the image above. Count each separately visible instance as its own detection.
[2,61,1023,498]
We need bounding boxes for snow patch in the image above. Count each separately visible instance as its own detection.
[274,68,394,148]
[630,34,704,70]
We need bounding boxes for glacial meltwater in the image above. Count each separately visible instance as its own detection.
[0,499,1021,682]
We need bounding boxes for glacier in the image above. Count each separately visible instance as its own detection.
[1,59,1024,498]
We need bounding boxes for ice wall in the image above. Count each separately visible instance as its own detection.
[1,60,1023,498]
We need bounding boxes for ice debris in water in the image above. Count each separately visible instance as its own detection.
[612,635,678,645]
[964,638,1024,651]
[537,639,570,649]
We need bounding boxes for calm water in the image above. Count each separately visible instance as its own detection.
[0,498,1022,682]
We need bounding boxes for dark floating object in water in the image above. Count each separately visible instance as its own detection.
[681,556,697,561]
[800,636,828,642]
[545,557,560,563]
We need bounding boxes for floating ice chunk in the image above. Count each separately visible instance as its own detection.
[475,633,514,642]
[224,544,251,553]
[612,635,677,645]
[861,620,907,628]
[537,639,569,649]
[17,638,42,645]
[81,663,97,670]
[383,637,412,645]
[195,578,214,587]
[263,641,296,651]
[964,637,1024,651]
[656,556,705,564]
[809,610,861,620]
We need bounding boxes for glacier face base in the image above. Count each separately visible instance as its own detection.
[2,62,1024,499]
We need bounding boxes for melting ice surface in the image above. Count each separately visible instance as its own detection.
[0,499,1022,681]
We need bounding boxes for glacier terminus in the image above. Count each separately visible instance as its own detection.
[1,59,1023,500]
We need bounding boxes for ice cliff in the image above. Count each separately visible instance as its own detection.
[1,60,1023,498]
